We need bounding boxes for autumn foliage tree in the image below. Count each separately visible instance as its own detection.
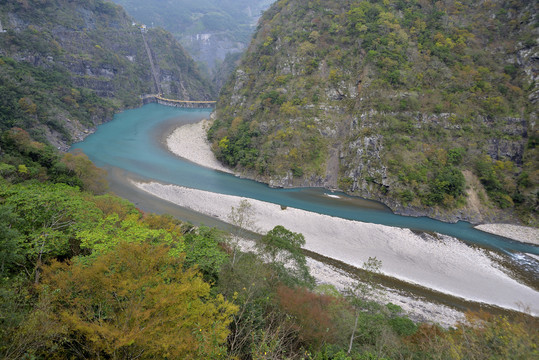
[62,149,108,195]
[33,242,237,359]
[276,285,339,349]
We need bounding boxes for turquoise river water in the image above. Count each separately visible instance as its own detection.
[71,104,539,263]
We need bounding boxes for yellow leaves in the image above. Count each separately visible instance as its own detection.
[433,32,455,49]
[275,75,288,85]
[18,97,37,114]
[413,19,427,33]
[494,160,514,173]
[297,41,316,57]
[355,23,368,33]
[328,69,340,84]
[447,312,539,359]
[41,242,237,359]
[218,136,229,151]
[273,126,294,141]
[62,149,108,194]
[230,116,243,134]
[288,148,299,160]
[280,101,299,117]
[249,120,259,132]
[309,30,320,42]
[263,36,274,47]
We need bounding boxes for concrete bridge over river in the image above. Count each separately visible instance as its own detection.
[141,94,216,108]
[140,31,216,109]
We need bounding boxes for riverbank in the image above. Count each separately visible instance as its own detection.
[235,235,466,327]
[475,224,539,246]
[107,167,466,326]
[156,119,539,317]
[134,180,539,318]
[165,119,539,245]
[166,119,233,174]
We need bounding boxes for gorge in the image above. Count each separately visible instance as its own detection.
[71,103,539,318]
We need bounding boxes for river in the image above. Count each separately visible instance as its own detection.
[72,104,538,254]
[71,103,539,316]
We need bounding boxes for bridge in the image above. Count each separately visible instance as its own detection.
[141,94,216,108]
[140,32,216,109]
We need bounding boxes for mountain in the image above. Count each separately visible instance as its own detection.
[0,0,213,149]
[209,0,538,225]
[109,0,274,85]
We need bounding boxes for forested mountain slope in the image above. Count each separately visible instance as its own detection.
[210,0,538,224]
[0,0,213,149]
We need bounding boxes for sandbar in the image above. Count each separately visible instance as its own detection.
[166,119,233,174]
[134,180,539,316]
[141,119,539,319]
[475,224,539,246]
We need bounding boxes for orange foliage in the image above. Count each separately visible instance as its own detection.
[276,285,340,348]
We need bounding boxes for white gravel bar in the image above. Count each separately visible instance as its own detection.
[144,119,539,319]
[166,119,233,174]
[475,224,539,246]
[134,180,539,316]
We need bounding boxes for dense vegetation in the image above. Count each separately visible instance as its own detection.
[0,0,213,149]
[0,129,537,359]
[0,0,537,358]
[210,0,538,224]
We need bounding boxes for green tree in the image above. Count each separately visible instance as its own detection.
[227,199,257,267]
[76,213,184,256]
[256,225,314,287]
[347,257,382,354]
[0,182,101,283]
[0,205,24,276]
[183,226,228,283]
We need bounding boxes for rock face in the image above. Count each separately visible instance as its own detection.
[209,0,538,225]
[0,0,213,149]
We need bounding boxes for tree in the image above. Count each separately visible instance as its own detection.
[0,205,24,277]
[62,149,108,195]
[76,213,184,256]
[447,311,539,360]
[346,257,382,354]
[256,225,314,287]
[183,226,228,283]
[0,182,101,284]
[276,285,339,349]
[227,199,257,267]
[35,242,237,359]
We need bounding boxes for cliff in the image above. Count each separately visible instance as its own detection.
[209,0,538,225]
[0,0,213,149]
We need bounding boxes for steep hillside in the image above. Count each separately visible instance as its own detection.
[0,0,213,149]
[209,0,538,224]
[110,0,274,84]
